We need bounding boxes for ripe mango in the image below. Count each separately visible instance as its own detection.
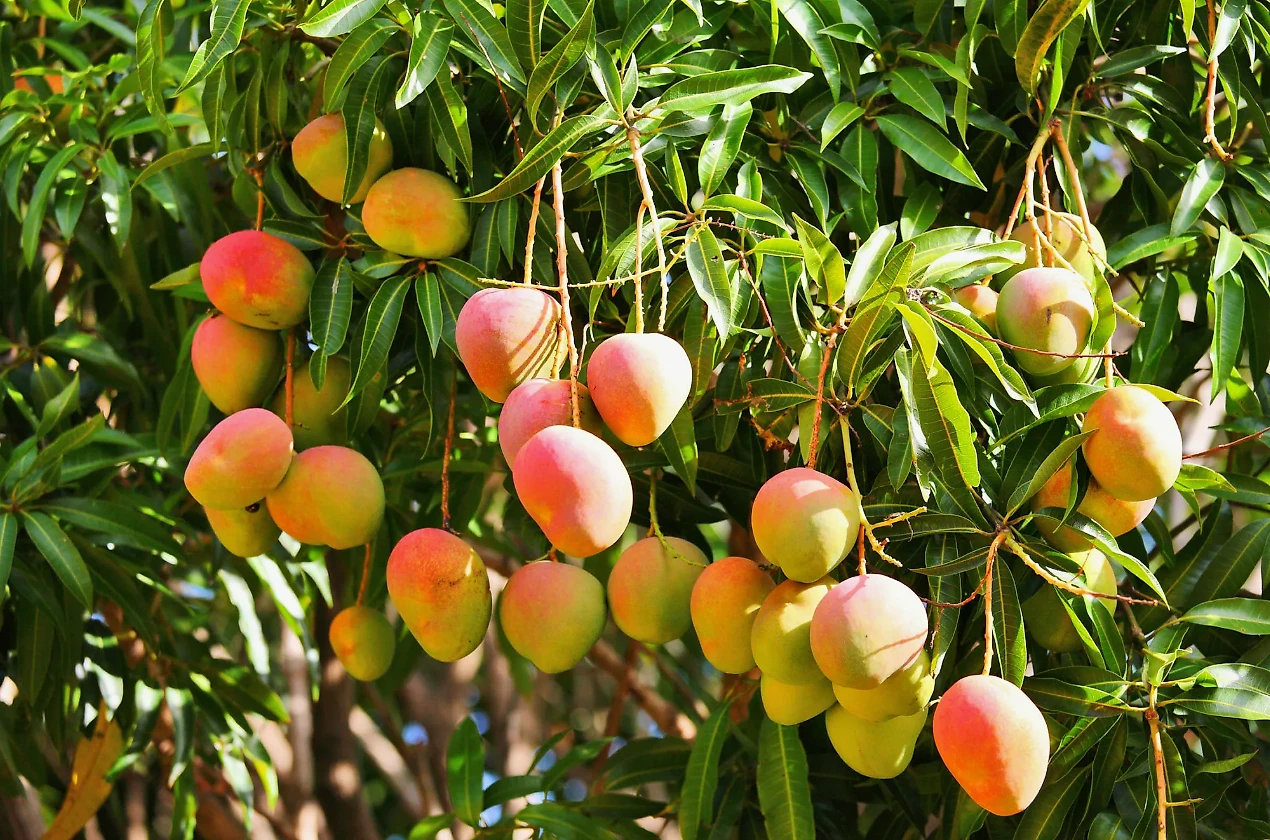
[1004,212,1106,283]
[292,114,393,204]
[498,378,602,466]
[386,528,492,662]
[1032,461,1153,552]
[266,445,384,549]
[751,577,834,685]
[362,168,470,258]
[608,536,707,645]
[200,230,315,330]
[499,561,606,673]
[690,556,774,674]
[1023,549,1117,653]
[456,288,566,403]
[996,267,1095,376]
[185,409,294,510]
[825,704,926,779]
[832,649,933,722]
[329,605,396,681]
[205,502,281,558]
[809,573,928,690]
[270,356,351,450]
[586,333,692,447]
[1081,386,1182,501]
[761,674,835,725]
[750,468,861,582]
[191,314,283,414]
[952,284,998,334]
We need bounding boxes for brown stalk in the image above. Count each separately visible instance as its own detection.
[551,160,582,428]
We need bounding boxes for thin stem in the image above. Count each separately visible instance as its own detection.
[522,176,546,285]
[284,331,296,428]
[441,371,457,532]
[925,307,1121,360]
[626,123,669,332]
[551,160,582,428]
[254,167,266,231]
[1005,127,1051,238]
[840,416,909,568]
[1202,0,1233,161]
[356,543,371,606]
[647,469,660,538]
[1184,424,1270,460]
[806,334,837,470]
[1148,685,1168,840]
[981,535,1002,676]
[1006,536,1160,605]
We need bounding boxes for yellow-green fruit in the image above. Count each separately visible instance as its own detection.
[832,649,934,722]
[953,285,998,334]
[996,267,1095,376]
[500,561,606,673]
[329,606,396,681]
[1023,549,1117,653]
[1081,386,1183,502]
[205,502,281,558]
[1031,461,1154,552]
[191,314,283,414]
[690,556,774,674]
[761,674,836,725]
[809,573,929,690]
[750,468,861,582]
[292,114,394,204]
[362,168,470,258]
[751,577,835,685]
[386,528,492,662]
[185,409,294,510]
[1029,353,1100,387]
[608,537,707,645]
[586,333,693,447]
[271,356,351,450]
[1004,213,1106,283]
[825,704,927,779]
[265,446,385,549]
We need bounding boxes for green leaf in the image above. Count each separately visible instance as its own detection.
[658,406,698,494]
[1012,766,1090,840]
[442,0,526,85]
[820,101,864,150]
[679,700,732,840]
[900,183,941,240]
[132,144,215,191]
[839,242,914,393]
[22,511,92,608]
[687,224,734,337]
[698,103,751,197]
[875,115,984,189]
[0,512,16,598]
[1094,45,1188,78]
[775,0,841,100]
[524,1,594,131]
[843,223,897,306]
[991,560,1026,685]
[505,0,545,70]
[301,0,390,37]
[701,195,786,228]
[341,57,393,205]
[324,19,397,111]
[792,215,845,305]
[1171,158,1226,236]
[415,272,445,356]
[1210,271,1244,399]
[657,66,812,114]
[756,719,814,840]
[1006,431,1092,515]
[1106,224,1196,269]
[97,151,133,250]
[599,738,691,790]
[1211,0,1246,59]
[468,114,609,203]
[396,14,453,109]
[888,67,945,129]
[136,0,171,135]
[1181,597,1270,634]
[178,0,251,93]
[909,350,980,496]
[1215,226,1245,278]
[39,498,178,556]
[447,717,485,826]
[310,259,355,356]
[21,143,83,266]
[934,307,1031,402]
[1015,0,1091,93]
[427,68,473,174]
[517,802,609,839]
[36,371,79,437]
[339,276,411,410]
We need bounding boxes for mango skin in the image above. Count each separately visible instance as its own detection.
[1004,212,1106,283]
[500,561,606,673]
[205,502,281,558]
[386,528,492,662]
[608,536,707,645]
[266,446,385,549]
[185,409,294,510]
[761,674,835,725]
[200,230,316,329]
[292,114,394,204]
[1081,386,1182,502]
[751,577,835,685]
[826,704,927,779]
[953,285,998,334]
[586,333,693,447]
[329,605,396,681]
[1032,461,1154,552]
[933,674,1050,816]
[750,468,861,583]
[270,356,351,450]
[690,556,774,674]
[833,649,933,722]
[1023,549,1117,653]
[1029,353,1100,387]
[996,267,1095,376]
[362,168,470,258]
[809,573,928,690]
[191,314,283,414]
[456,288,567,403]
[512,426,632,558]
[498,378,602,466]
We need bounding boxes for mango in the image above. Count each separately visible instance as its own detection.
[1081,386,1182,501]
[362,168,470,258]
[1004,212,1106,283]
[933,674,1049,816]
[750,468,860,582]
[1032,461,1154,552]
[329,605,396,681]
[690,556,774,674]
[205,502,281,558]
[761,674,835,725]
[456,288,566,403]
[292,114,393,204]
[511,426,632,557]
[832,649,934,722]
[266,446,384,549]
[608,536,707,645]
[953,284,998,334]
[1029,353,1100,387]
[1023,549,1117,653]
[586,333,693,447]
[386,528,492,662]
[200,230,316,330]
[270,356,351,450]
[185,409,294,509]
[826,704,926,779]
[809,573,928,690]
[498,378,602,466]
[499,561,606,673]
[996,267,1095,376]
[191,314,283,414]
[751,577,835,685]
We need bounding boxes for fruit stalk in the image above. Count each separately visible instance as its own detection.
[980,531,1006,676]
[551,160,581,428]
[1147,685,1167,839]
[1203,0,1233,161]
[523,176,545,285]
[625,123,669,332]
[356,542,371,606]
[806,334,836,470]
[1005,535,1159,605]
[441,371,457,531]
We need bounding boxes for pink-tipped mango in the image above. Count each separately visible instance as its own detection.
[933,674,1050,816]
[1023,549,1118,653]
[266,446,384,549]
[809,574,928,690]
[953,284,998,334]
[386,528,492,662]
[362,168,470,258]
[512,426,632,557]
[750,468,861,583]
[456,288,566,403]
[1004,212,1106,283]
[329,605,396,681]
[761,674,836,725]
[996,267,1095,376]
[200,230,316,330]
[586,333,693,447]
[292,114,393,204]
[205,502,281,558]
[751,577,835,685]
[826,704,927,779]
[499,561,606,673]
[1032,460,1154,552]
[498,378,602,466]
[608,536,707,645]
[690,556,774,674]
[185,409,294,510]
[271,356,351,450]
[191,314,283,414]
[1081,386,1182,502]
[832,649,934,722]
